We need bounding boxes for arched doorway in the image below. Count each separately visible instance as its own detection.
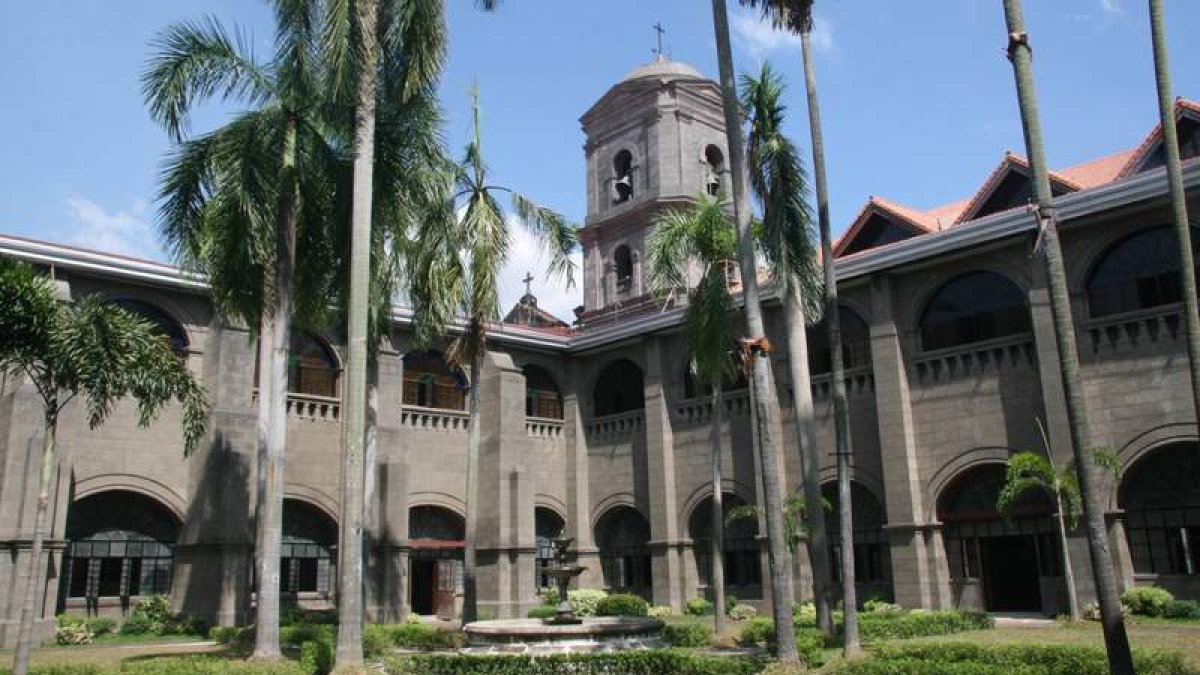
[535,508,566,592]
[280,500,337,603]
[822,482,892,601]
[408,505,464,617]
[594,506,652,599]
[1120,442,1200,581]
[61,491,180,615]
[939,464,1057,613]
[688,493,761,599]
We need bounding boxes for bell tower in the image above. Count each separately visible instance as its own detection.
[578,55,729,322]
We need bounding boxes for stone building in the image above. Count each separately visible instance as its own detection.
[2,56,1200,646]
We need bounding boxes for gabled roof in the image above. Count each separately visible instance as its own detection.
[1117,98,1200,178]
[953,152,1080,224]
[833,196,937,258]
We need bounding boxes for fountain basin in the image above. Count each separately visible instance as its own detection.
[461,617,664,655]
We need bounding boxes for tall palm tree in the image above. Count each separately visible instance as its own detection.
[999,2,1134,672]
[2,258,208,675]
[408,91,576,624]
[143,1,340,657]
[647,195,740,636]
[1147,0,1200,434]
[321,0,451,663]
[738,0,857,650]
[708,0,799,661]
[741,62,832,638]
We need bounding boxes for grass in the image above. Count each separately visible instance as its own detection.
[0,637,222,669]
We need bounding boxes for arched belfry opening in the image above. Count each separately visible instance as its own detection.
[612,245,633,294]
[613,150,634,204]
[704,145,724,196]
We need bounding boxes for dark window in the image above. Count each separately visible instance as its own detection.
[1120,442,1200,575]
[595,506,652,599]
[403,352,467,410]
[920,271,1031,351]
[290,333,340,397]
[704,145,724,196]
[409,506,465,543]
[524,365,563,419]
[824,483,891,585]
[62,491,179,601]
[613,246,633,292]
[1087,225,1200,318]
[613,150,634,204]
[689,494,761,591]
[280,500,336,595]
[842,214,922,256]
[593,359,644,416]
[535,508,566,591]
[113,299,188,354]
[1139,117,1200,173]
[807,306,872,375]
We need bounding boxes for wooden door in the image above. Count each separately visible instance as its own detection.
[435,560,457,620]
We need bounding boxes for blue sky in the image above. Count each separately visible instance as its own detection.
[2,1,1198,317]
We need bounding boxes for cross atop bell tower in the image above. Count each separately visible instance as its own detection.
[576,55,728,319]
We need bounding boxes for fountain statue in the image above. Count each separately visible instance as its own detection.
[542,536,586,625]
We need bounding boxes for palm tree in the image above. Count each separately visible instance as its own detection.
[2,258,208,675]
[1146,0,1200,436]
[408,90,576,624]
[741,61,833,638]
[647,194,740,635]
[708,0,799,661]
[737,0,856,649]
[996,420,1118,622]
[999,2,1134,671]
[143,2,340,657]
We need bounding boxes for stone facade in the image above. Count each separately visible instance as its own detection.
[2,58,1200,646]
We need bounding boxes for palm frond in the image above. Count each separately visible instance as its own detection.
[737,0,814,34]
[511,192,578,288]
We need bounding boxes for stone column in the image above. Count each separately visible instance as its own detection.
[563,361,601,589]
[643,337,682,609]
[366,346,405,622]
[868,275,939,609]
[1027,261,1074,467]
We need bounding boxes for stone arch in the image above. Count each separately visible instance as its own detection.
[817,465,887,511]
[1110,423,1200,509]
[109,297,191,354]
[917,270,1032,352]
[407,504,465,616]
[820,480,892,592]
[1084,224,1200,318]
[282,485,340,525]
[534,495,569,523]
[280,498,338,597]
[73,474,187,523]
[807,304,873,374]
[593,504,652,598]
[924,446,1014,520]
[592,358,645,417]
[612,149,634,204]
[686,492,761,594]
[408,493,466,519]
[679,480,756,529]
[1117,440,1200,577]
[535,507,567,591]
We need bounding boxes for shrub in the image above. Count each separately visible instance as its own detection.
[595,593,649,617]
[795,628,828,668]
[375,623,463,650]
[404,613,422,625]
[85,616,118,637]
[1122,586,1175,616]
[791,602,816,626]
[831,642,1195,675]
[55,621,94,646]
[725,594,738,615]
[862,599,903,617]
[858,609,992,642]
[209,625,254,647]
[539,588,608,617]
[119,612,161,636]
[280,622,334,646]
[661,621,714,648]
[684,598,714,616]
[121,655,314,674]
[300,638,335,674]
[648,605,673,618]
[1163,599,1200,620]
[1081,602,1102,621]
[737,617,774,646]
[727,604,757,621]
[133,595,173,624]
[527,605,556,619]
[386,651,760,675]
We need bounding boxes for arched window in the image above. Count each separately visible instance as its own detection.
[1087,225,1200,318]
[937,464,1056,612]
[595,506,651,598]
[688,493,760,592]
[290,333,340,397]
[704,145,724,196]
[403,352,466,410]
[113,299,188,354]
[613,150,633,204]
[920,271,1031,351]
[524,365,563,419]
[1120,442,1200,575]
[613,245,633,292]
[593,359,644,416]
[281,500,337,596]
[822,483,891,588]
[62,491,179,603]
[807,306,872,375]
[535,508,566,591]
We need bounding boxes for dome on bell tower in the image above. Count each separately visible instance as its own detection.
[620,54,704,84]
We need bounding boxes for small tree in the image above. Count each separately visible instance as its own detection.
[2,258,208,675]
[996,419,1118,623]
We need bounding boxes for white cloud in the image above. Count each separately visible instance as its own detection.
[62,195,162,260]
[498,215,583,323]
[731,8,833,60]
[1100,0,1123,15]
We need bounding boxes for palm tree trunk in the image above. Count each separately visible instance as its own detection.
[11,403,56,675]
[798,24,859,654]
[709,0,798,661]
[709,385,726,636]
[1148,0,1200,430]
[254,115,299,661]
[336,0,379,663]
[1000,2,1133,671]
[462,350,483,624]
[783,279,835,635]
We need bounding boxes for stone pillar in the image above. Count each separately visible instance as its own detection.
[366,347,405,622]
[868,275,938,609]
[1027,261,1074,466]
[475,352,536,619]
[563,361,601,589]
[643,337,682,609]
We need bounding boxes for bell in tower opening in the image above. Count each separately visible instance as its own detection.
[613,149,633,204]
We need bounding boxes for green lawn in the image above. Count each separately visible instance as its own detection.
[0,637,222,670]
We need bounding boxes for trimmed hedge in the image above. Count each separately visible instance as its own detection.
[661,621,713,647]
[684,598,714,616]
[385,651,760,675]
[0,656,313,674]
[831,643,1195,675]
[1122,586,1175,617]
[595,593,649,617]
[526,605,557,619]
[857,610,992,642]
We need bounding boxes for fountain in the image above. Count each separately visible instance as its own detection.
[461,535,664,654]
